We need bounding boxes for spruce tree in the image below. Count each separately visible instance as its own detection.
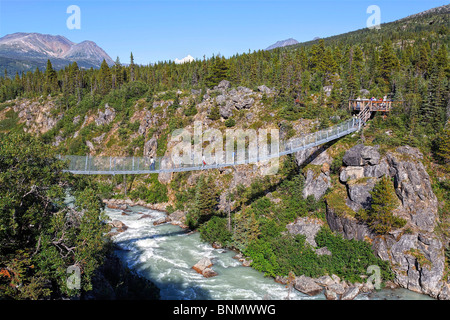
[43,60,58,95]
[129,52,135,82]
[205,56,229,88]
[364,175,406,234]
[186,176,218,229]
[97,59,112,95]
[379,41,399,87]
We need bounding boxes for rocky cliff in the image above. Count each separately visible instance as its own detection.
[325,144,449,299]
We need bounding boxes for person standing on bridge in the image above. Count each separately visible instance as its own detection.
[150,156,155,171]
[202,155,206,167]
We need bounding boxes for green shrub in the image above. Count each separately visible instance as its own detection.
[199,216,232,246]
[208,106,220,120]
[225,118,236,127]
[129,175,168,204]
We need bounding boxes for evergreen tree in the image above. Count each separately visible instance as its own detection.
[97,59,112,95]
[379,41,400,88]
[43,60,58,95]
[435,121,450,167]
[186,176,218,229]
[205,56,229,88]
[360,175,406,234]
[129,52,135,82]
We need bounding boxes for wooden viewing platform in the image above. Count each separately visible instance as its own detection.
[349,99,403,113]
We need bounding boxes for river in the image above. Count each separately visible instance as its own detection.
[105,204,433,300]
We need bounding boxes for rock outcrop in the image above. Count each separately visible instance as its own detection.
[10,98,61,134]
[326,144,448,299]
[95,104,116,126]
[286,217,324,247]
[300,149,333,201]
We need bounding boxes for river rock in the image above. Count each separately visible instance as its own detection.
[327,283,346,296]
[314,275,335,287]
[138,214,154,220]
[341,285,361,300]
[274,276,289,285]
[202,268,218,278]
[294,275,323,296]
[106,202,128,210]
[242,259,252,267]
[325,288,338,300]
[168,210,187,228]
[110,220,128,233]
[192,257,213,275]
[153,217,169,225]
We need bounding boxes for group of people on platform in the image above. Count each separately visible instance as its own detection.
[355,95,390,109]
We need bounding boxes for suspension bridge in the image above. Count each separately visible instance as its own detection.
[61,100,397,175]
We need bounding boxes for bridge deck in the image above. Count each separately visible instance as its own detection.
[62,117,362,175]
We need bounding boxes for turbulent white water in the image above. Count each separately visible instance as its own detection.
[105,205,432,300]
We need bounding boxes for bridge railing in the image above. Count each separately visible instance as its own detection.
[61,117,362,174]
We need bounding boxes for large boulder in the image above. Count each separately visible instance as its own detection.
[363,160,390,178]
[192,257,218,278]
[220,101,234,119]
[360,145,381,165]
[342,144,365,166]
[192,257,213,274]
[294,275,323,296]
[109,220,128,233]
[342,144,381,166]
[217,80,230,90]
[168,210,187,228]
[340,166,364,182]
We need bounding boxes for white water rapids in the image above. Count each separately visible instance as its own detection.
[105,205,432,300]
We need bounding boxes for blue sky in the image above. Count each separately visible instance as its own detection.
[0,0,446,65]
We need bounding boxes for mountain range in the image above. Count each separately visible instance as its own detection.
[265,38,299,50]
[0,32,114,75]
